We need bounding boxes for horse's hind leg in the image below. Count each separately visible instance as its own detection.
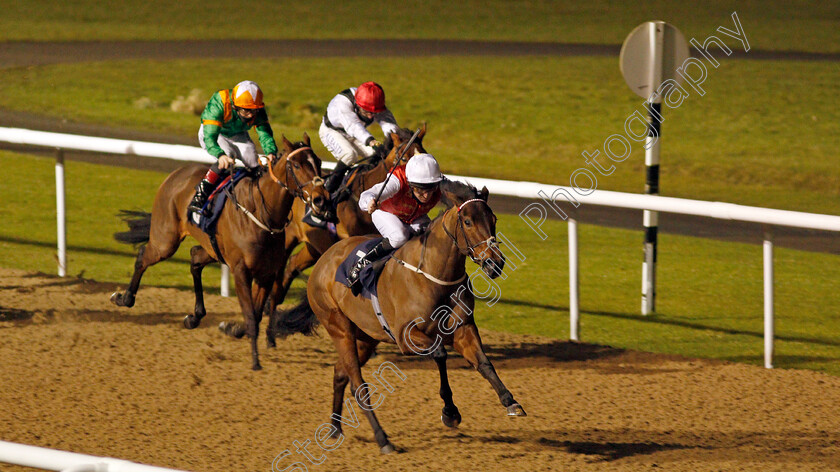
[184,245,215,329]
[110,229,181,308]
[431,345,462,428]
[328,318,394,453]
[452,323,526,417]
[264,233,299,348]
[280,242,319,304]
[266,243,321,347]
[329,337,378,438]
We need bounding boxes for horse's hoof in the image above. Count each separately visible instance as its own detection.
[252,363,262,371]
[219,322,246,339]
[266,337,277,349]
[110,292,133,307]
[379,443,396,454]
[441,408,462,428]
[506,403,527,417]
[183,315,201,329]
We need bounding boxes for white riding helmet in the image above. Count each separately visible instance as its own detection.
[405,153,443,187]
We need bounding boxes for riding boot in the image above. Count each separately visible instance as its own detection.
[324,161,350,195]
[347,239,393,295]
[188,168,223,215]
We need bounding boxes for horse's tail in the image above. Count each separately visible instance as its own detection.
[274,296,320,337]
[114,210,151,246]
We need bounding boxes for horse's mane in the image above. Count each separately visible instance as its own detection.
[439,179,480,208]
[382,127,414,154]
[426,179,482,227]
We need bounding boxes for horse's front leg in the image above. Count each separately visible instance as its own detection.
[452,323,526,417]
[400,325,461,427]
[231,264,262,370]
[431,345,461,428]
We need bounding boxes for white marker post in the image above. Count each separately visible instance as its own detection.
[620,21,689,315]
[55,149,67,277]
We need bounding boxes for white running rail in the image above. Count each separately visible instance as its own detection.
[0,440,192,472]
[2,126,840,371]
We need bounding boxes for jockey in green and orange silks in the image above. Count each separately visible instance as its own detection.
[188,80,279,215]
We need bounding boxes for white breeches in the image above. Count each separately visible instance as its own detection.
[319,121,378,166]
[198,126,260,169]
[371,210,431,248]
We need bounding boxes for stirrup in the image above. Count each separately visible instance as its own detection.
[302,206,328,229]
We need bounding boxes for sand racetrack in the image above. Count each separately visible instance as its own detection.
[1,267,840,471]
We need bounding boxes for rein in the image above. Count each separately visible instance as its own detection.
[268,146,325,201]
[236,146,322,234]
[392,199,495,286]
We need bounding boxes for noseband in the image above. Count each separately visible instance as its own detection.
[268,147,325,202]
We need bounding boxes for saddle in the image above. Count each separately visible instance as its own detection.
[334,238,395,300]
[189,168,253,264]
[189,169,251,231]
[334,237,399,342]
[303,157,382,230]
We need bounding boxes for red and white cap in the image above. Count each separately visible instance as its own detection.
[355,82,386,113]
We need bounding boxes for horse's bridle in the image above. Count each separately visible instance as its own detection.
[267,146,325,204]
[442,198,501,264]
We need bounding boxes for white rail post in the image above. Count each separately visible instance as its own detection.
[568,217,580,341]
[220,264,230,297]
[55,148,67,277]
[763,230,775,369]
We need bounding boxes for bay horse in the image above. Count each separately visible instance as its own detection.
[264,125,427,347]
[111,134,328,370]
[275,179,526,453]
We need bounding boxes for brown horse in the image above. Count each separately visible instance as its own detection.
[275,180,526,453]
[265,126,427,345]
[111,134,329,370]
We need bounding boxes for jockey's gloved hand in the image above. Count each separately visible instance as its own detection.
[218,154,235,170]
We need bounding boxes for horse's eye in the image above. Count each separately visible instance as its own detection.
[464,218,472,226]
[294,163,301,169]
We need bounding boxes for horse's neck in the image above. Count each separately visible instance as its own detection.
[252,161,294,227]
[399,209,465,282]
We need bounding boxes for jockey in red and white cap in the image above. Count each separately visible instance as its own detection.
[320,82,401,193]
[346,153,444,290]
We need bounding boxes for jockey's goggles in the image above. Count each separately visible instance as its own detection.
[409,182,439,191]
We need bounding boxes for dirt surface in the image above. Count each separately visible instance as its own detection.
[1,267,840,472]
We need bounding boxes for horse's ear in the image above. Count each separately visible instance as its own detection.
[281,135,294,152]
[302,132,310,146]
[418,122,427,140]
[479,186,489,201]
[390,132,402,146]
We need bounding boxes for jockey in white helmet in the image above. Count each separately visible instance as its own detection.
[347,153,444,292]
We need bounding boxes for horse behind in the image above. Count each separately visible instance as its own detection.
[111,134,329,370]
[267,125,427,325]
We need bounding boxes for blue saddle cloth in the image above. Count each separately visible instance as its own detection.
[189,169,250,234]
[335,238,395,299]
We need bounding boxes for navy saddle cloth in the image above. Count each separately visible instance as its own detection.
[189,169,250,234]
[335,238,396,299]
